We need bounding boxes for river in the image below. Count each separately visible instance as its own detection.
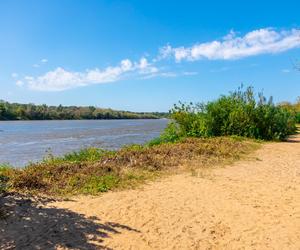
[0,119,168,167]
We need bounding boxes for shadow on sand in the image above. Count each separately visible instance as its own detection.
[284,133,300,143]
[0,193,140,250]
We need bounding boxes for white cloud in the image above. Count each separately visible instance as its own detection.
[32,59,47,68]
[160,72,177,77]
[140,71,177,80]
[159,28,300,61]
[16,80,24,87]
[20,27,300,92]
[281,69,291,73]
[24,57,159,91]
[158,45,173,60]
[11,73,18,78]
[25,76,34,81]
[137,57,159,74]
[182,71,198,76]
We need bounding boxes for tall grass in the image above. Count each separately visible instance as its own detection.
[0,164,12,193]
[162,86,296,141]
[42,148,115,165]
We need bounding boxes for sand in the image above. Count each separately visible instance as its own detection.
[1,135,300,249]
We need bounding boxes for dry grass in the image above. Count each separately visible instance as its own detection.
[3,137,258,196]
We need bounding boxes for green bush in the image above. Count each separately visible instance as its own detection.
[278,97,300,124]
[147,122,181,146]
[296,113,300,123]
[165,87,296,141]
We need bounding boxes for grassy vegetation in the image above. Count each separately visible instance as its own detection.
[0,137,256,196]
[278,97,300,124]
[0,164,11,194]
[1,86,296,197]
[162,86,297,141]
[41,148,116,165]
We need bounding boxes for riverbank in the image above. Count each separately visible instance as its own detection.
[1,135,299,249]
[1,88,298,249]
[0,136,257,196]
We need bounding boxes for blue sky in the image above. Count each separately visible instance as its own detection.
[0,0,299,112]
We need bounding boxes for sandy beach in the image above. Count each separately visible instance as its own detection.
[1,134,300,249]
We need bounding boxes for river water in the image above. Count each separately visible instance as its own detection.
[0,119,168,167]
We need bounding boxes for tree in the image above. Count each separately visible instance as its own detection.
[0,101,166,120]
[0,103,6,119]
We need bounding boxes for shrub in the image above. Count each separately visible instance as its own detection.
[147,122,181,146]
[167,86,296,141]
[296,113,300,123]
[278,97,300,124]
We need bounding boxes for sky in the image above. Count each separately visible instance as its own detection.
[0,0,299,112]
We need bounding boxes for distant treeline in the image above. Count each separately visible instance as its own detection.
[0,101,168,120]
